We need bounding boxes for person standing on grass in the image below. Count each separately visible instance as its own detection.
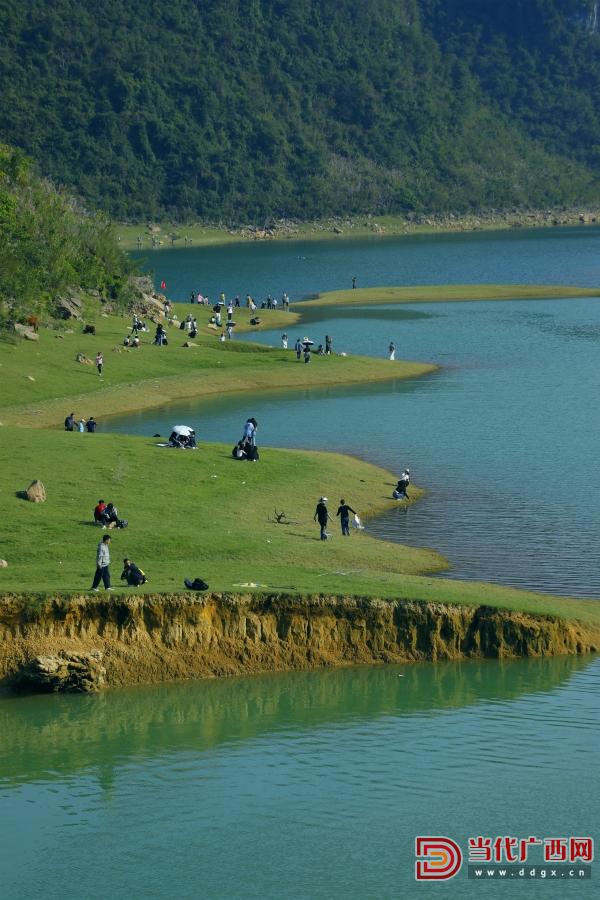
[295,337,303,360]
[388,341,396,361]
[314,497,330,541]
[336,499,357,536]
[91,534,113,591]
[325,335,332,355]
[86,417,97,433]
[96,351,104,376]
[64,412,75,432]
[281,333,288,349]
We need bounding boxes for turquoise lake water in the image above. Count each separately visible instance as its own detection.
[1,656,598,899]
[2,229,599,900]
[114,228,600,597]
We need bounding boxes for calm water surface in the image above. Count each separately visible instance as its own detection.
[1,656,598,899]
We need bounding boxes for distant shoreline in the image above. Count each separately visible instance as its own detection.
[116,208,600,251]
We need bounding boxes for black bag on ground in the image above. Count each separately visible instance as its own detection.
[117,519,128,529]
[184,578,209,591]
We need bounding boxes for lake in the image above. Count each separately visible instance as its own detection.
[1,656,598,899]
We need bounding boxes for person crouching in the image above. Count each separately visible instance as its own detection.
[121,559,147,586]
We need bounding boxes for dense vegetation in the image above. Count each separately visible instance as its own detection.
[1,0,600,220]
[0,144,135,326]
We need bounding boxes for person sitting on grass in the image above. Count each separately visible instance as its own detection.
[101,502,127,529]
[94,499,107,525]
[120,559,147,586]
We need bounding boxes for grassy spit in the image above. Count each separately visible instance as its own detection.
[0,311,435,428]
[0,428,440,595]
[304,284,600,307]
[1,428,599,626]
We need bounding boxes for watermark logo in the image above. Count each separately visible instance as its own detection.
[415,835,594,881]
[415,837,463,881]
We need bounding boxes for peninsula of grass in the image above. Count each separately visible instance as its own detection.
[2,428,600,629]
[0,311,435,428]
[305,284,600,308]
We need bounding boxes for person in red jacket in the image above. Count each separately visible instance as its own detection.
[94,499,106,525]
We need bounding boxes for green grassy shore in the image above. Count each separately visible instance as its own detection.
[2,427,600,628]
[0,311,434,428]
[2,289,600,627]
[116,213,600,252]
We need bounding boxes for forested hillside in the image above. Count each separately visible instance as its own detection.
[0,144,135,326]
[1,0,600,220]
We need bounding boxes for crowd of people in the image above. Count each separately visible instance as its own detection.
[65,413,97,433]
[75,278,413,589]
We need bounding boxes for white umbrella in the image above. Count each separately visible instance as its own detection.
[172,425,193,436]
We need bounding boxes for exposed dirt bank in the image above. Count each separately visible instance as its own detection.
[1,594,598,693]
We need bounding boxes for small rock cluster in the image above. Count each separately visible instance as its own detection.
[17,651,106,693]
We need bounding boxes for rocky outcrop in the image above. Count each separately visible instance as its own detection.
[54,291,84,320]
[0,593,597,693]
[24,480,46,503]
[14,323,39,341]
[15,651,106,693]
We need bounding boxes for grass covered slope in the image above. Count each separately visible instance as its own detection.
[306,284,600,307]
[0,428,441,595]
[2,429,600,628]
[0,313,436,427]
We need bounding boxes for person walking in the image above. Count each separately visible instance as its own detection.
[64,412,75,432]
[96,351,104,376]
[295,338,303,360]
[336,499,357,536]
[281,333,288,349]
[388,341,396,361]
[77,418,85,433]
[352,275,357,289]
[314,497,330,540]
[325,335,332,355]
[86,417,97,432]
[91,534,113,591]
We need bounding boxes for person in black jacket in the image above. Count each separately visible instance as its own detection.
[336,499,356,536]
[314,497,330,540]
[121,559,147,586]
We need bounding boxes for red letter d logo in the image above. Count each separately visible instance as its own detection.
[415,836,463,881]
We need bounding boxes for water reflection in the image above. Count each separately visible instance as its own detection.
[0,655,590,787]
